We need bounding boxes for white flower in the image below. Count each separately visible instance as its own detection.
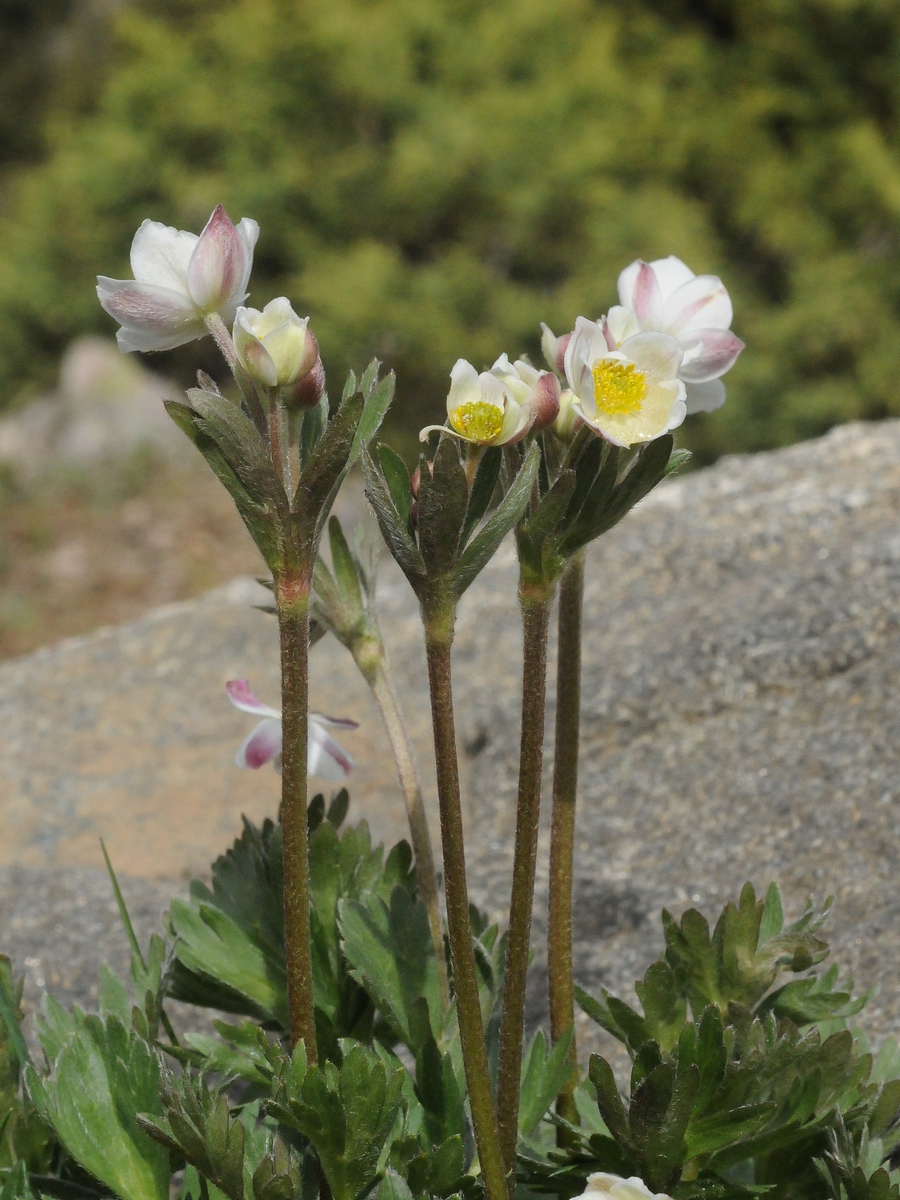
[233,298,319,388]
[226,679,357,781]
[97,205,259,353]
[615,255,745,414]
[553,388,581,440]
[421,354,559,446]
[563,316,686,447]
[577,1173,673,1200]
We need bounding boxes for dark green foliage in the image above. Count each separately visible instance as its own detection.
[167,804,416,1053]
[363,435,541,613]
[26,1009,170,1200]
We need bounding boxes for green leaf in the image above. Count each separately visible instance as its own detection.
[350,369,395,464]
[273,1044,404,1200]
[340,886,443,1050]
[138,1073,246,1200]
[362,450,426,584]
[417,439,469,574]
[0,958,28,1074]
[328,516,366,624]
[460,446,502,542]
[518,1028,575,1138]
[296,388,366,541]
[453,440,540,598]
[588,1055,631,1149]
[376,444,414,529]
[683,1103,777,1158]
[374,1171,415,1200]
[27,1013,169,1200]
[188,387,286,508]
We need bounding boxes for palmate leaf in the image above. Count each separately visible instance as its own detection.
[339,885,444,1051]
[271,1043,404,1200]
[26,1013,169,1200]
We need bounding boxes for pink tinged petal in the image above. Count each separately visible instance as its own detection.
[528,372,561,432]
[308,723,354,781]
[129,219,197,291]
[310,712,359,730]
[617,259,641,309]
[600,317,617,351]
[648,255,694,298]
[226,679,281,718]
[187,205,251,312]
[564,316,608,401]
[630,262,664,326]
[96,278,205,351]
[678,329,745,383]
[661,275,733,336]
[236,718,283,769]
[620,330,683,384]
[684,378,726,415]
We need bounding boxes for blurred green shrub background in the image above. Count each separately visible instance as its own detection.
[2,0,900,461]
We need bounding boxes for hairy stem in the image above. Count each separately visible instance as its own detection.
[496,591,553,1176]
[424,625,508,1200]
[366,654,450,1011]
[277,576,318,1062]
[548,550,585,1131]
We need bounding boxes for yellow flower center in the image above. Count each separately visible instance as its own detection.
[592,359,647,417]
[450,400,504,443]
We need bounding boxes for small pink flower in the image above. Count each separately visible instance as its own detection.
[226,679,357,782]
[97,205,259,353]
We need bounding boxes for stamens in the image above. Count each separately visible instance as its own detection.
[592,359,646,417]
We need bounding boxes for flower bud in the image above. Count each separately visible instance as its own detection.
[553,389,582,440]
[285,349,326,411]
[233,298,318,388]
[540,322,570,375]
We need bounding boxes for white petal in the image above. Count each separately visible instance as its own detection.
[226,679,281,718]
[684,378,727,414]
[97,277,205,351]
[662,275,733,336]
[236,718,283,769]
[617,259,641,309]
[446,358,480,417]
[129,219,197,292]
[308,722,354,780]
[233,313,278,386]
[648,255,695,298]
[678,329,745,382]
[620,330,682,384]
[605,306,640,347]
[564,316,609,403]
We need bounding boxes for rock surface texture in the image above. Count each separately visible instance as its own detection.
[2,420,899,1051]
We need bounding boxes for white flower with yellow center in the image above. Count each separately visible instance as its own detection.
[576,1173,673,1200]
[421,354,558,446]
[233,297,318,388]
[563,316,686,447]
[616,255,745,413]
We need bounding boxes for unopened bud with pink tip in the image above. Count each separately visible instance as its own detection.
[233,297,319,389]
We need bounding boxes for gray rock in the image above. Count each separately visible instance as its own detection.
[2,420,899,1059]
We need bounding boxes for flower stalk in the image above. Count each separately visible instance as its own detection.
[276,572,318,1062]
[547,549,586,1130]
[423,612,508,1200]
[496,586,554,1176]
[358,640,450,1010]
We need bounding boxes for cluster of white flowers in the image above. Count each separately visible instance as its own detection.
[98,209,745,779]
